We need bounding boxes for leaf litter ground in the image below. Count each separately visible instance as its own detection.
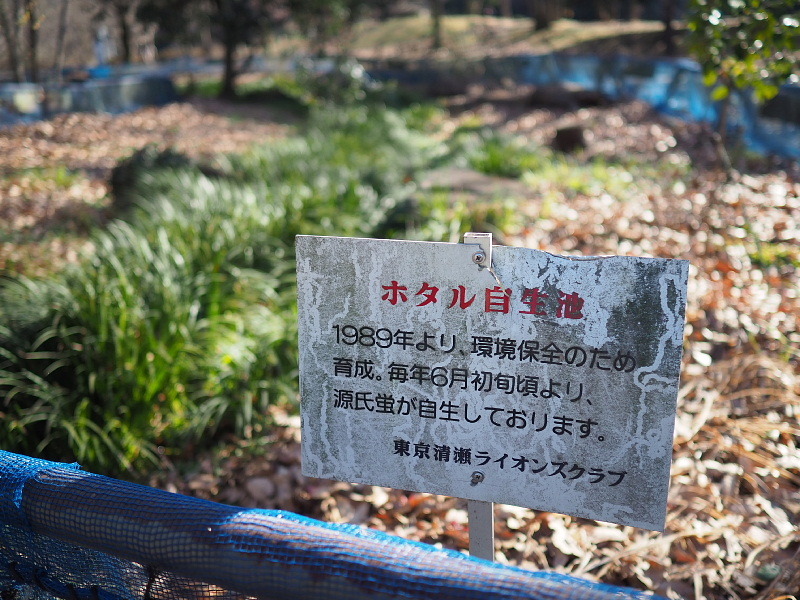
[1,94,797,600]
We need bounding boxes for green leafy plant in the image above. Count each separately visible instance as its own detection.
[461,131,545,179]
[0,104,456,474]
[687,0,799,104]
[687,0,799,169]
[748,241,800,269]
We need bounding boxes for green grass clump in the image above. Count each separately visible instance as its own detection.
[464,132,545,179]
[748,242,800,269]
[0,103,465,474]
[9,166,82,188]
[459,129,689,203]
[1,107,692,475]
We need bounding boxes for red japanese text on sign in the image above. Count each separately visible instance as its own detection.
[380,282,586,319]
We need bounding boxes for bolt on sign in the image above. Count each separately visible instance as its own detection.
[297,235,689,531]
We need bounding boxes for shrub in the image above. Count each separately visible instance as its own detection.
[0,104,457,474]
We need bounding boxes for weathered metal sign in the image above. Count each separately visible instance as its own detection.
[297,235,688,531]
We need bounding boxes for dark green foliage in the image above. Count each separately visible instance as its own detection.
[0,103,542,474]
[294,59,424,109]
[0,104,459,474]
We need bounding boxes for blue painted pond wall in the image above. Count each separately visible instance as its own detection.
[365,53,800,161]
[1,55,798,160]
[514,54,800,160]
[0,74,177,126]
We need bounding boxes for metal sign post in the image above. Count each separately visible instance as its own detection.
[467,498,495,561]
[462,232,496,562]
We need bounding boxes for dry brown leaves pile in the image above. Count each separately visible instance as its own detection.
[1,93,797,599]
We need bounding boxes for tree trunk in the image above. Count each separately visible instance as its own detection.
[712,88,733,176]
[662,0,676,56]
[378,0,390,21]
[220,23,237,98]
[0,0,24,81]
[23,0,37,82]
[573,0,598,21]
[114,1,132,63]
[53,0,69,83]
[430,0,443,50]
[210,0,237,98]
[527,0,558,31]
[619,0,632,20]
[499,0,512,17]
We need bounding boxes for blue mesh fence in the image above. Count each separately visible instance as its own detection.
[0,450,667,600]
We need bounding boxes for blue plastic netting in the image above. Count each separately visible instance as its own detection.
[0,450,668,600]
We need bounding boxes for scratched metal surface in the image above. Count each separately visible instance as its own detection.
[297,236,688,531]
[0,450,666,600]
